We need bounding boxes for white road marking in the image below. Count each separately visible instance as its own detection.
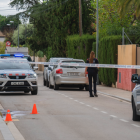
[93,107,99,110]
[131,124,140,128]
[65,96,68,97]
[110,115,117,118]
[79,102,85,104]
[74,100,78,102]
[120,119,128,123]
[101,111,107,114]
[69,98,73,100]
[86,105,91,107]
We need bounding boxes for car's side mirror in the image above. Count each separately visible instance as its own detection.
[44,65,48,67]
[131,74,139,83]
[33,66,38,71]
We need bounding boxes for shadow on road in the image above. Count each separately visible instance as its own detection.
[58,87,87,92]
[0,92,31,96]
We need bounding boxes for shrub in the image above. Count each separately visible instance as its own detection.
[0,41,5,54]
[66,34,95,62]
[92,35,122,86]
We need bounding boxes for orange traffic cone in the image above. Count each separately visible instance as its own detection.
[30,104,39,114]
[5,110,12,121]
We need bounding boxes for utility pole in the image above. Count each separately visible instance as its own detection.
[122,27,124,45]
[96,0,99,85]
[79,0,82,36]
[96,0,99,59]
[17,23,20,48]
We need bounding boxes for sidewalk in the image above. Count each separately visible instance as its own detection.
[0,114,15,140]
[97,85,132,102]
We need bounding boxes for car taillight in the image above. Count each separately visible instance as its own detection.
[56,69,63,74]
[86,71,88,74]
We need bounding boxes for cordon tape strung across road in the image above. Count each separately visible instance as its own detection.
[28,62,140,69]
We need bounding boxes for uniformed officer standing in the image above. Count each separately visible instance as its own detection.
[85,51,99,97]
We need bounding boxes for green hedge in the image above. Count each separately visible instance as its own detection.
[66,34,95,62]
[0,42,5,54]
[92,35,122,86]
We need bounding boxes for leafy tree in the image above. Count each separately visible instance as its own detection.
[91,0,135,37]
[0,15,20,33]
[116,0,140,18]
[12,24,34,46]
[10,0,94,58]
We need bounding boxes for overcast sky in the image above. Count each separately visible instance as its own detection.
[0,0,23,16]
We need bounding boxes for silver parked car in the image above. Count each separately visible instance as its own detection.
[131,74,140,121]
[49,59,89,90]
[43,57,72,87]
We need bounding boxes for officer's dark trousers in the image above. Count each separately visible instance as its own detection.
[88,71,97,95]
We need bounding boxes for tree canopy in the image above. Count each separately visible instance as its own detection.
[0,15,20,33]
[117,0,140,18]
[9,0,94,58]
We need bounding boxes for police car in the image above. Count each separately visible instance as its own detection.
[0,58,38,95]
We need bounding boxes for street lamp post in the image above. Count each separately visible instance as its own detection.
[7,24,10,33]
[10,21,14,33]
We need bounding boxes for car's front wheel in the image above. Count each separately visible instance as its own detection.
[49,80,53,89]
[46,78,49,87]
[132,98,140,121]
[31,88,38,95]
[43,77,46,86]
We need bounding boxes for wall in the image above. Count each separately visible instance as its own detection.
[137,47,140,76]
[31,56,46,71]
[0,37,5,42]
[117,45,136,91]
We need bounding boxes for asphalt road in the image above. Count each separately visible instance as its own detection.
[0,71,140,140]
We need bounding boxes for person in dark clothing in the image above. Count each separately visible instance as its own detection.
[85,51,99,97]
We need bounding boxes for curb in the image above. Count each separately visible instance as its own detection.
[98,91,131,103]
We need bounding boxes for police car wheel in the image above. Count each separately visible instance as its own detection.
[43,78,46,86]
[85,85,89,91]
[31,88,38,95]
[132,98,140,121]
[54,82,59,90]
[46,79,49,87]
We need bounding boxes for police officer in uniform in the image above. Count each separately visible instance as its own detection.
[85,51,99,97]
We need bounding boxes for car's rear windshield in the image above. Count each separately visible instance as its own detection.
[60,61,85,68]
[50,59,59,62]
[0,60,31,70]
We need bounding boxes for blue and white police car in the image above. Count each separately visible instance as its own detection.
[0,58,38,95]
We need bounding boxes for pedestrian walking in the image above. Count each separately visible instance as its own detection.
[85,51,99,97]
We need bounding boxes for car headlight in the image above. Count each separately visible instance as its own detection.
[28,74,37,78]
[0,74,6,78]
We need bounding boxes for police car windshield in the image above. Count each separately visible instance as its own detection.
[0,60,31,70]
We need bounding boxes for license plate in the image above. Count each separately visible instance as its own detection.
[68,73,79,76]
[11,82,24,85]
